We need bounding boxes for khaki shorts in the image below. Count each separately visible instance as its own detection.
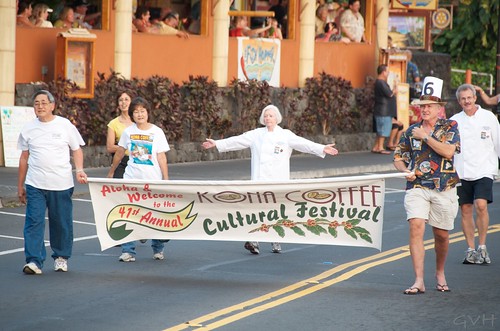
[404,187,459,230]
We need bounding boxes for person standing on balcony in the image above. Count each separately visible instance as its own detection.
[157,12,189,38]
[133,6,159,33]
[229,16,272,37]
[451,84,500,265]
[340,0,366,43]
[263,17,283,40]
[17,1,36,27]
[30,3,54,28]
[202,105,339,254]
[269,0,287,38]
[73,0,101,29]
[315,4,328,37]
[54,6,81,29]
[18,90,87,275]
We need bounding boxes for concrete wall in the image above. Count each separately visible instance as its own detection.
[82,132,377,168]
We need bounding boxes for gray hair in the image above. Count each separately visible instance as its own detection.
[33,90,55,103]
[456,84,476,100]
[259,105,283,125]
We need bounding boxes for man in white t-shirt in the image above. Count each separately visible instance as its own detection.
[18,90,87,275]
[451,84,500,265]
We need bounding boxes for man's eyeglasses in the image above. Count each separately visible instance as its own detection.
[34,102,51,108]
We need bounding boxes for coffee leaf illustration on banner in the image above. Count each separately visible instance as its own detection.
[249,217,374,244]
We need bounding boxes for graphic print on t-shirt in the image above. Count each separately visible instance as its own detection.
[130,133,154,165]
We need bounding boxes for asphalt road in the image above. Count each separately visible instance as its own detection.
[1,173,499,331]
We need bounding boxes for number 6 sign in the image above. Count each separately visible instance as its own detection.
[421,76,443,99]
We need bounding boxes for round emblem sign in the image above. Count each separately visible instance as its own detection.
[432,8,451,30]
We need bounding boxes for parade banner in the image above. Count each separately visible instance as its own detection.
[237,37,281,87]
[88,175,394,251]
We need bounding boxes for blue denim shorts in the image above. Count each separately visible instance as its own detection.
[374,116,392,137]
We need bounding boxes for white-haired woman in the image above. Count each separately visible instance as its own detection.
[202,105,338,254]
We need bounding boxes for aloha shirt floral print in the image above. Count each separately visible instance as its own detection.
[394,118,461,192]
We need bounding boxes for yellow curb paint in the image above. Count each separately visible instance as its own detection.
[164,226,500,331]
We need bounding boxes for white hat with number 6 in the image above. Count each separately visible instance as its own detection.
[411,76,447,105]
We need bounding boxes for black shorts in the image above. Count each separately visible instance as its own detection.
[457,177,493,205]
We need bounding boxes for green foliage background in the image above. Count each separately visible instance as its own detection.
[433,0,499,90]
[44,72,373,146]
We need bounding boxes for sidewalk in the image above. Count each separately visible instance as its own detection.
[0,151,396,207]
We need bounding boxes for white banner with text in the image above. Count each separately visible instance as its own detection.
[88,175,400,251]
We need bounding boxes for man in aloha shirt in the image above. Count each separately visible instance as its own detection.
[395,119,460,192]
[393,76,460,295]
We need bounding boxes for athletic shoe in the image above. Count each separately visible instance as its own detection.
[54,257,68,272]
[23,262,42,275]
[119,252,136,262]
[271,242,282,253]
[244,241,260,254]
[476,247,491,264]
[153,251,164,260]
[463,249,477,264]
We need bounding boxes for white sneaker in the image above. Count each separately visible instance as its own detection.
[463,249,477,264]
[23,262,42,275]
[271,242,282,253]
[476,247,491,264]
[119,252,136,262]
[153,251,164,260]
[54,257,68,272]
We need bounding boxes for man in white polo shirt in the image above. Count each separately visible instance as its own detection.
[451,84,500,265]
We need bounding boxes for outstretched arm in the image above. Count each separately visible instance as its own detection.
[202,138,216,149]
[474,86,499,106]
[323,144,339,156]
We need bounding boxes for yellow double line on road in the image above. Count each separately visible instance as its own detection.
[165,225,500,331]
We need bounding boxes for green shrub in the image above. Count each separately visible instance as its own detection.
[41,72,372,145]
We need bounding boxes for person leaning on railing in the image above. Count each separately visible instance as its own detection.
[17,0,36,28]
[229,16,272,37]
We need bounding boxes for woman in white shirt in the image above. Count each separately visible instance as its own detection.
[107,97,170,262]
[203,105,339,254]
[30,3,54,28]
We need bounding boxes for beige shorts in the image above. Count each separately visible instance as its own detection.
[404,187,459,230]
